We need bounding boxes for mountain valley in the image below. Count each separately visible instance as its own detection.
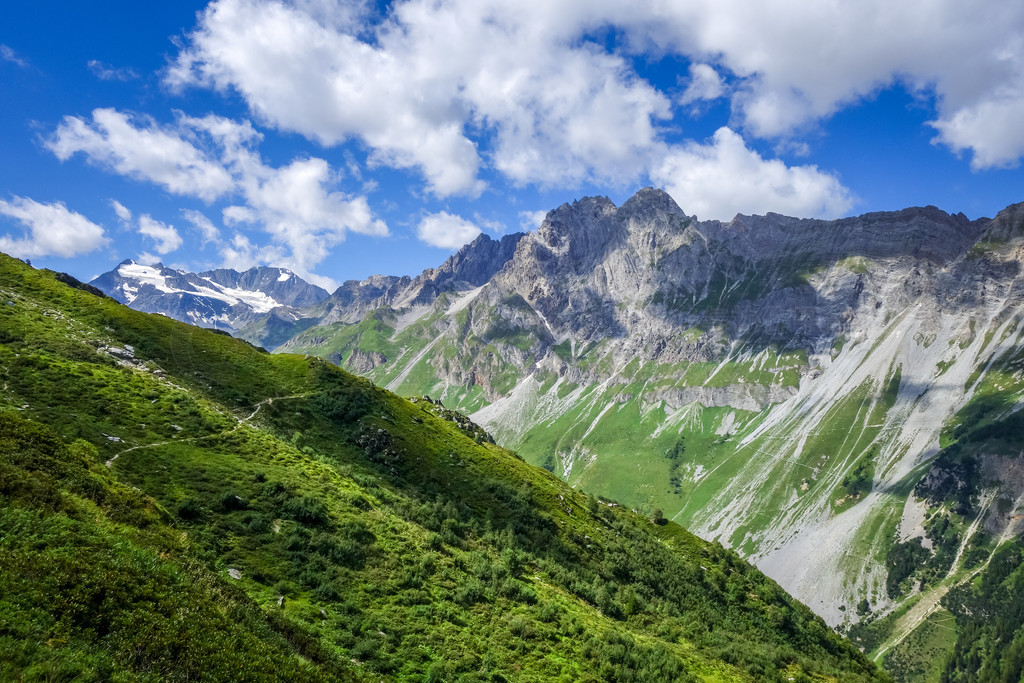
[87,188,1024,680]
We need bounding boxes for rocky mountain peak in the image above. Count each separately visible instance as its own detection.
[618,186,688,223]
[981,200,1024,241]
[317,230,528,326]
[90,261,329,333]
[527,195,624,276]
[434,231,526,286]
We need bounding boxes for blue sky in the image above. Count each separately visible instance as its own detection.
[2,0,1023,290]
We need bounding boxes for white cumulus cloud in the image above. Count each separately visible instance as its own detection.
[110,199,132,223]
[46,108,387,278]
[47,109,234,202]
[222,205,257,226]
[679,63,725,105]
[166,0,484,196]
[218,233,272,271]
[138,215,183,254]
[651,128,854,220]
[638,0,1024,167]
[168,0,1024,179]
[166,0,671,194]
[929,93,1024,170]
[181,209,221,243]
[239,156,389,272]
[417,211,482,249]
[0,196,109,258]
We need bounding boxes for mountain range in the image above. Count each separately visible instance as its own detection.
[0,252,888,681]
[89,188,1024,680]
[91,260,330,335]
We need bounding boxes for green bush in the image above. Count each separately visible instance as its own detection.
[283,495,330,526]
[176,497,201,520]
[219,489,249,511]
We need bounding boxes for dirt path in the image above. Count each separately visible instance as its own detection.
[104,439,177,468]
[239,394,309,423]
[104,393,310,468]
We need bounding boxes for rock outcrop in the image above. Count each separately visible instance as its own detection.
[317,231,526,325]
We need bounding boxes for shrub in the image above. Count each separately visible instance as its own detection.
[455,579,486,606]
[538,601,562,623]
[219,489,248,511]
[176,497,202,520]
[283,495,330,526]
[273,580,297,597]
[313,580,341,602]
[245,513,271,534]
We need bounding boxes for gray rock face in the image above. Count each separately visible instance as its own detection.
[319,231,526,324]
[347,348,389,373]
[491,189,986,354]
[284,189,999,416]
[401,189,988,404]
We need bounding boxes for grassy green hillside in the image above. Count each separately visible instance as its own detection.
[0,253,884,681]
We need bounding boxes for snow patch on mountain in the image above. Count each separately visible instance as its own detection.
[90,260,329,335]
[196,277,282,313]
[116,262,173,300]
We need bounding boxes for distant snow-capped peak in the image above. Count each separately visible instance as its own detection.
[90,260,329,332]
